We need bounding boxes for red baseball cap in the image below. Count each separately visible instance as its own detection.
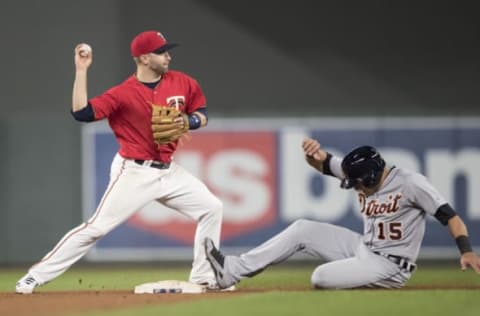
[130,30,179,57]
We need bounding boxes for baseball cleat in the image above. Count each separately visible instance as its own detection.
[15,274,39,294]
[204,238,237,289]
[198,280,236,292]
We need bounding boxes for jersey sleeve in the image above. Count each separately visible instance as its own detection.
[406,173,448,216]
[185,77,206,114]
[330,156,344,179]
[88,87,121,120]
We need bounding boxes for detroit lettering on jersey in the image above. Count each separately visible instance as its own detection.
[89,70,206,162]
[358,193,402,216]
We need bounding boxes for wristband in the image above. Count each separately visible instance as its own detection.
[188,114,202,130]
[455,235,473,254]
[322,152,333,176]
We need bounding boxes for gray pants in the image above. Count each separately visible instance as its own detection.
[224,220,412,289]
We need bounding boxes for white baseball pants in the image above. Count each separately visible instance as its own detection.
[224,219,413,289]
[28,153,222,285]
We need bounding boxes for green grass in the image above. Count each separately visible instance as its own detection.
[1,264,480,316]
[0,265,191,292]
[0,264,315,292]
[83,290,479,316]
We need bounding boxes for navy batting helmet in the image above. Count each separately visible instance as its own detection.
[340,145,385,189]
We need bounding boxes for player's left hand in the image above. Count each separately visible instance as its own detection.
[302,138,323,160]
[151,105,189,145]
[460,252,480,273]
[173,116,186,129]
[302,138,329,172]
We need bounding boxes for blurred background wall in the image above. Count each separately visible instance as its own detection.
[0,0,479,264]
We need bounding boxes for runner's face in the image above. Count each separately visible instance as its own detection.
[354,180,381,197]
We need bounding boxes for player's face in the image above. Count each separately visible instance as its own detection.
[354,170,387,196]
[354,182,377,197]
[353,183,365,193]
[148,51,172,74]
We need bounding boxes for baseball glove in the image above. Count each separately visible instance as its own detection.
[151,105,189,145]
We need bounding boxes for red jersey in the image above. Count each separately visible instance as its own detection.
[89,70,206,162]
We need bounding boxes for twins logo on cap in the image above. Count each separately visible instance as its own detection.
[130,30,179,57]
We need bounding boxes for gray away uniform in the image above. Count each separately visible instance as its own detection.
[221,157,447,289]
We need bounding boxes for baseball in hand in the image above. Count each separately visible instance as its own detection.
[78,44,92,57]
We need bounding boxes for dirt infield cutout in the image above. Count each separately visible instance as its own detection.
[0,290,248,316]
[2,285,479,316]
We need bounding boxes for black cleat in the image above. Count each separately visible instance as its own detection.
[204,238,237,289]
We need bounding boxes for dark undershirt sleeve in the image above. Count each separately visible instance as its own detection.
[71,103,95,122]
[434,203,457,226]
[195,107,207,117]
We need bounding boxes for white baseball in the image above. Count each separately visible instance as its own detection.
[79,44,92,57]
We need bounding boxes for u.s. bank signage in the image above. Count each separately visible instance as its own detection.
[82,118,480,260]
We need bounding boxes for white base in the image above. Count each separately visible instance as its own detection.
[134,280,206,294]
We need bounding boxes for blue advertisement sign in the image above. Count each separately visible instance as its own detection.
[82,118,480,260]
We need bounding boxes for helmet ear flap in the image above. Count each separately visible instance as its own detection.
[361,158,385,188]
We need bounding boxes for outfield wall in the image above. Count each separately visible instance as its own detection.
[82,117,480,261]
[1,0,480,265]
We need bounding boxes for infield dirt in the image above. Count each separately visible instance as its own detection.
[2,285,479,316]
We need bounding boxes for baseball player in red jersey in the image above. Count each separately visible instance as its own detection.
[16,30,226,293]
